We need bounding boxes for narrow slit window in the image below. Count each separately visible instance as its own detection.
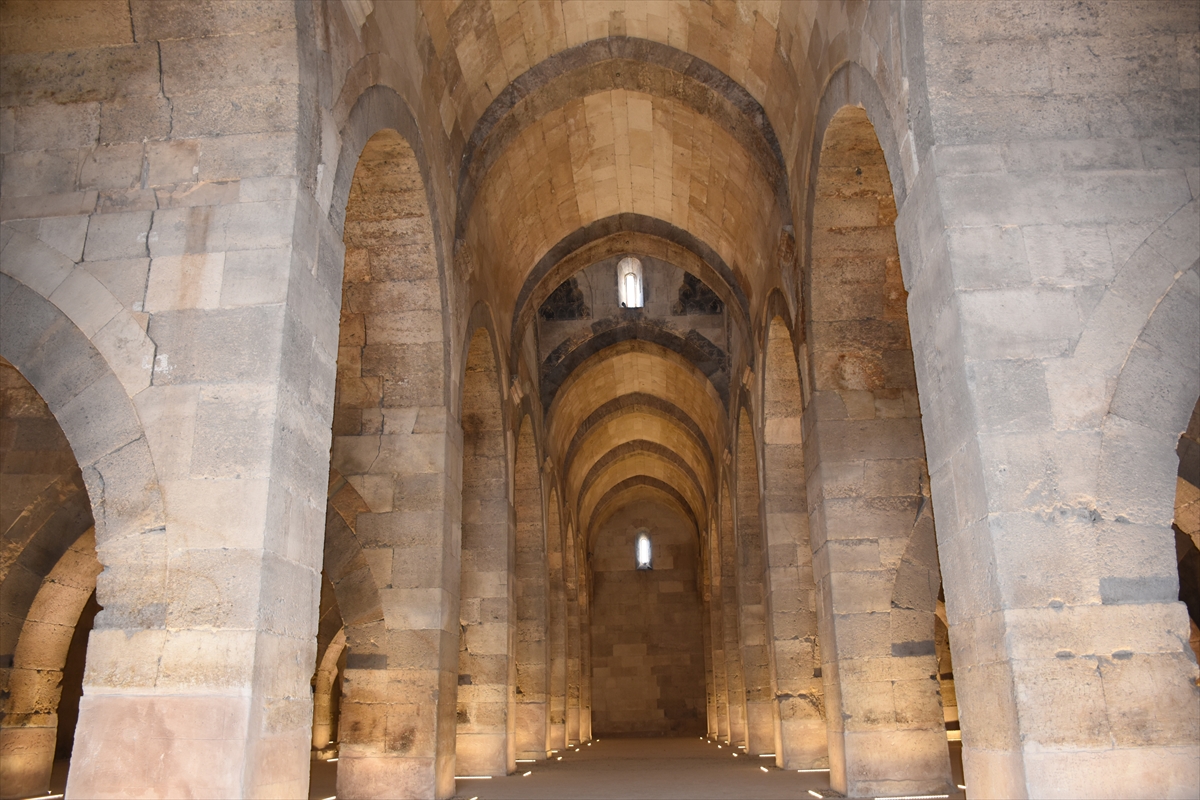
[618,256,643,308]
[636,530,652,570]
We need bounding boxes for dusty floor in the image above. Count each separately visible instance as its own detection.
[307,737,967,800]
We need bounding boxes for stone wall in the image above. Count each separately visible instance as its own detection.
[591,502,705,736]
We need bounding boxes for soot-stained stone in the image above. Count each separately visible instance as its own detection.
[539,277,591,321]
[672,272,723,315]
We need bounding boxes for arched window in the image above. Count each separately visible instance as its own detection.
[635,530,652,569]
[617,256,643,308]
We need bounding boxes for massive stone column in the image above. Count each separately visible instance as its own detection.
[327,123,457,799]
[719,485,748,747]
[0,5,342,795]
[894,4,1200,797]
[805,105,951,798]
[734,412,777,755]
[456,329,515,777]
[761,316,827,769]
[546,491,569,751]
[706,521,730,741]
[565,525,583,745]
[513,418,550,759]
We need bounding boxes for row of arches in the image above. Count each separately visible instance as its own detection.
[1,3,1197,797]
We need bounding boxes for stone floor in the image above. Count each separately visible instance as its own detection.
[307,738,968,800]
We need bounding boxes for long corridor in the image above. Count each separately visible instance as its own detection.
[424,738,965,800]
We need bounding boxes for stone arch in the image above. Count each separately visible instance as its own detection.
[329,85,449,300]
[513,414,550,759]
[457,36,792,240]
[312,627,347,754]
[323,473,385,638]
[457,324,515,776]
[804,99,951,797]
[1096,253,1199,604]
[1,528,100,800]
[760,314,826,769]
[328,111,456,799]
[1093,254,1200,661]
[512,215,751,342]
[0,276,165,630]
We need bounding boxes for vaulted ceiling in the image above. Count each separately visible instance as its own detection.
[390,0,825,551]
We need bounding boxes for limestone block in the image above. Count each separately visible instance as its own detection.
[1021,223,1117,286]
[99,95,171,144]
[80,257,149,312]
[822,538,881,573]
[1097,417,1183,526]
[1098,652,1200,747]
[1,148,85,197]
[171,85,301,139]
[78,143,143,193]
[218,247,290,307]
[160,478,270,551]
[958,287,1085,361]
[159,29,299,97]
[83,210,151,262]
[941,171,1191,229]
[46,267,123,338]
[154,628,259,692]
[89,313,152,395]
[0,43,160,108]
[380,587,447,631]
[148,199,295,257]
[53,370,142,463]
[372,432,448,475]
[976,429,1100,515]
[68,694,252,797]
[200,132,298,182]
[189,384,276,479]
[144,253,226,312]
[147,306,285,384]
[10,102,99,152]
[1023,745,1200,800]
[83,628,166,690]
[142,140,200,187]
[826,613,890,660]
[988,511,1100,607]
[966,358,1053,434]
[162,548,266,630]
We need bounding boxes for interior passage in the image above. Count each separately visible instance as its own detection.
[435,738,965,800]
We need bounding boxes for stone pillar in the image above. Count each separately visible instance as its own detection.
[899,4,1200,797]
[719,487,748,747]
[547,496,568,751]
[762,319,827,769]
[707,523,729,741]
[701,599,719,739]
[455,330,514,777]
[566,597,582,745]
[565,525,582,745]
[805,103,951,797]
[734,414,777,755]
[327,123,457,799]
[580,599,593,742]
[513,421,549,759]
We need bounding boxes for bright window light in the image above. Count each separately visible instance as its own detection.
[618,256,643,308]
[636,531,652,569]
